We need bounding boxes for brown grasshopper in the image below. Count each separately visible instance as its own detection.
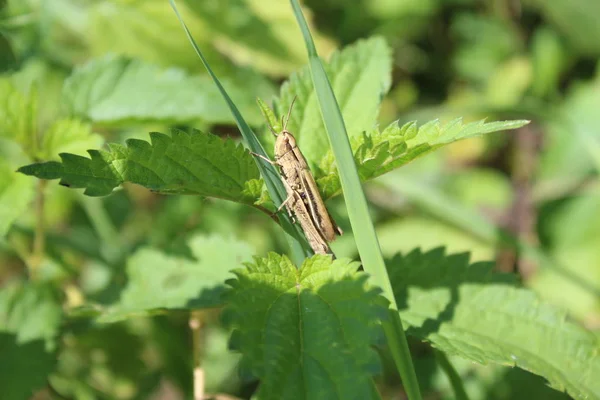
[253,98,342,255]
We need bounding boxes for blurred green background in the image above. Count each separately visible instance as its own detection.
[1,0,599,399]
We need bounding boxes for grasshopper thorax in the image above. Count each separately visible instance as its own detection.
[274,130,297,160]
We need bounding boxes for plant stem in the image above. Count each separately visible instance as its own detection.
[434,350,469,400]
[190,310,205,400]
[499,124,541,277]
[79,195,122,264]
[30,179,47,279]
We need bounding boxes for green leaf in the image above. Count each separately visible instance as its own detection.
[0,160,34,237]
[485,56,532,107]
[451,14,521,82]
[256,97,281,133]
[376,216,494,262]
[0,280,62,350]
[431,356,571,400]
[532,0,600,56]
[531,27,567,98]
[87,0,217,69]
[18,128,260,202]
[202,325,243,392]
[183,0,334,76]
[538,70,600,183]
[260,36,392,168]
[37,118,104,160]
[530,188,600,321]
[388,248,600,400]
[318,118,529,199]
[62,55,274,126]
[444,168,514,212]
[96,235,254,323]
[0,77,37,151]
[225,253,385,399]
[48,323,150,398]
[0,333,56,400]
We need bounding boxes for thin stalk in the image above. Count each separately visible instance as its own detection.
[30,179,47,279]
[289,1,422,398]
[190,310,205,400]
[434,350,470,400]
[78,195,123,264]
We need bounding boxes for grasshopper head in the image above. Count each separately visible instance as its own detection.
[273,97,298,158]
[274,130,297,158]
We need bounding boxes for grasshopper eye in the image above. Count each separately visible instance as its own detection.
[283,131,297,147]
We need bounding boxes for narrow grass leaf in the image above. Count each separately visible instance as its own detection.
[170,0,311,262]
[289,1,422,399]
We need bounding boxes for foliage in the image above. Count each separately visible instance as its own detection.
[388,248,599,400]
[0,281,61,400]
[96,235,255,323]
[18,128,260,201]
[0,0,599,399]
[61,55,275,126]
[225,254,385,399]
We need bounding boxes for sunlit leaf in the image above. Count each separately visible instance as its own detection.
[225,253,385,399]
[37,118,104,160]
[62,55,274,126]
[532,0,600,56]
[0,280,62,350]
[96,235,254,323]
[0,160,34,237]
[389,248,600,400]
[183,0,335,76]
[531,188,600,322]
[18,128,260,202]
[0,78,37,152]
[318,118,529,199]
[260,36,392,167]
[538,70,600,184]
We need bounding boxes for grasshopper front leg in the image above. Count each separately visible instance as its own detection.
[249,151,280,166]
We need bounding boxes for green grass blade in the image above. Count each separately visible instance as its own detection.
[169,0,310,264]
[289,1,423,399]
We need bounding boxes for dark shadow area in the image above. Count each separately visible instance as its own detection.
[0,333,56,399]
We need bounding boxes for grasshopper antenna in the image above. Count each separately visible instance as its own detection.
[283,96,297,131]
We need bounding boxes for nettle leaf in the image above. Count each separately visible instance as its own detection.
[225,253,385,400]
[62,55,274,126]
[183,0,334,76]
[531,188,600,321]
[252,36,526,203]
[260,36,392,168]
[0,280,62,350]
[0,160,34,237]
[0,281,61,399]
[96,235,254,323]
[18,128,260,202]
[388,248,600,400]
[0,77,37,151]
[37,118,104,160]
[318,118,529,199]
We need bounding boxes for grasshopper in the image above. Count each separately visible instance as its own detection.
[253,98,342,255]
